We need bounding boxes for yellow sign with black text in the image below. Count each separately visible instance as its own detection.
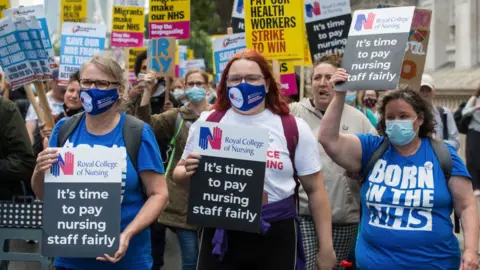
[245,0,304,60]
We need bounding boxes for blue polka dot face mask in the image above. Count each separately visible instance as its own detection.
[227,82,266,112]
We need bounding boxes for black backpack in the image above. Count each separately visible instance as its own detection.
[56,112,146,195]
[360,137,460,233]
[453,102,471,134]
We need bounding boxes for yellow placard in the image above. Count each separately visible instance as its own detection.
[294,34,312,66]
[60,0,87,24]
[187,49,194,60]
[245,0,304,60]
[149,0,190,39]
[111,5,145,47]
[0,0,9,19]
[128,47,147,82]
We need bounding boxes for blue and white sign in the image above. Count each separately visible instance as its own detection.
[178,44,187,78]
[213,33,246,83]
[0,17,35,88]
[25,16,52,79]
[59,22,106,85]
[180,59,206,78]
[4,5,56,70]
[13,17,43,80]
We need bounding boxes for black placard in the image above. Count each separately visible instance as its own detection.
[336,32,409,91]
[187,155,265,233]
[306,13,352,63]
[42,183,121,258]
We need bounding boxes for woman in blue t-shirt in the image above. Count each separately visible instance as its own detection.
[318,68,479,270]
[32,56,169,270]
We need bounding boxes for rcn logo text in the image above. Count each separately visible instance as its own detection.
[199,126,223,150]
[305,1,320,18]
[51,152,75,177]
[354,13,375,31]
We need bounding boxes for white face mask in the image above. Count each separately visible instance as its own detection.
[172,88,186,99]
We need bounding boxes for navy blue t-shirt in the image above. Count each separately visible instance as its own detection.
[356,134,470,269]
[49,113,164,270]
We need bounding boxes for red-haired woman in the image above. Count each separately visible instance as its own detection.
[172,49,336,269]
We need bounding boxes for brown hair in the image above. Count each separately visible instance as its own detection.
[378,85,436,138]
[215,49,289,115]
[475,85,480,97]
[313,53,343,69]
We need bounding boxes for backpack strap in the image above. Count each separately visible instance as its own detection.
[123,114,144,171]
[361,138,389,183]
[429,137,452,181]
[280,114,300,209]
[437,106,449,140]
[206,110,227,122]
[123,114,145,197]
[429,137,458,232]
[57,112,85,147]
[280,114,298,173]
[166,112,185,178]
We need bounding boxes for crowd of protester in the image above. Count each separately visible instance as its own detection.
[0,49,478,270]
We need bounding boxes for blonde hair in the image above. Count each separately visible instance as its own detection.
[80,56,127,107]
[185,68,209,85]
[80,56,126,86]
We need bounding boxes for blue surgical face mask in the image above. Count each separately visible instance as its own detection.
[345,91,357,104]
[186,86,206,102]
[79,88,119,115]
[227,82,266,112]
[385,117,418,146]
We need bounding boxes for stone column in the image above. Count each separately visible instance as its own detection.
[455,0,478,69]
[419,0,449,71]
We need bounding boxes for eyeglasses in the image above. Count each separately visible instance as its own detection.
[79,79,120,90]
[186,81,206,88]
[227,74,264,86]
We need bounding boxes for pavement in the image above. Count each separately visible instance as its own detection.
[4,200,480,269]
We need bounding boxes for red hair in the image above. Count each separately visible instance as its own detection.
[214,49,290,115]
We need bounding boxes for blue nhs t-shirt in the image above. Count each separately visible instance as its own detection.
[356,134,470,269]
[48,113,164,270]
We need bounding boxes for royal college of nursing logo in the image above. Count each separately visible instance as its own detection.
[305,1,321,18]
[80,91,93,113]
[51,152,75,177]
[228,87,244,108]
[354,12,376,31]
[198,126,223,150]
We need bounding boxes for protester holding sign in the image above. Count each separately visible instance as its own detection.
[31,56,169,269]
[173,49,336,270]
[318,70,479,269]
[289,54,376,270]
[127,50,180,113]
[136,68,212,270]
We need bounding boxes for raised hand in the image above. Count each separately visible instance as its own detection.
[208,127,222,150]
[59,152,74,175]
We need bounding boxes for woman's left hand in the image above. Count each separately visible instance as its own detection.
[316,247,337,270]
[460,249,479,270]
[96,232,131,264]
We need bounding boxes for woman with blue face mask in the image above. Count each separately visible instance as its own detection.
[32,56,169,270]
[173,49,336,270]
[135,68,212,270]
[318,69,479,270]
